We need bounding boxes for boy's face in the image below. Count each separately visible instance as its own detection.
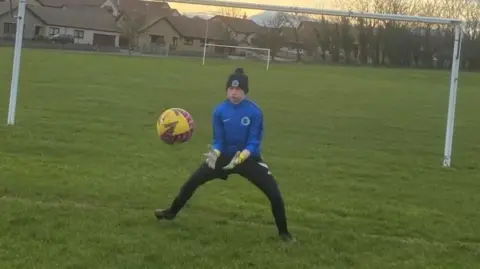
[227,87,245,104]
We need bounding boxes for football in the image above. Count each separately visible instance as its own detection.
[156,108,195,144]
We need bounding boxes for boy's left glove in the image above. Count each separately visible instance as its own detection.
[223,150,250,170]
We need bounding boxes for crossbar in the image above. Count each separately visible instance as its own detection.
[206,44,270,51]
[163,0,463,24]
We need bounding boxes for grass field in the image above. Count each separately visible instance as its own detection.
[1,48,480,269]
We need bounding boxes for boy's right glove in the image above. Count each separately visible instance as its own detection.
[204,146,220,169]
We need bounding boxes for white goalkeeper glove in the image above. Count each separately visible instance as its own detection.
[223,150,250,170]
[204,146,220,169]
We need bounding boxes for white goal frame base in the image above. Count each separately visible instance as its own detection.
[202,43,271,70]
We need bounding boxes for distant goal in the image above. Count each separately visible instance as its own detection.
[202,43,271,70]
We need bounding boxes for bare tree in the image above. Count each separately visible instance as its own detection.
[217,7,244,18]
[281,0,480,70]
[370,0,421,65]
[308,15,334,63]
[417,0,442,17]
[372,0,420,15]
[217,27,238,55]
[118,12,146,56]
[251,12,289,60]
[463,0,480,69]
[273,12,302,62]
[262,12,289,28]
[439,0,469,20]
[333,0,379,64]
[465,0,480,39]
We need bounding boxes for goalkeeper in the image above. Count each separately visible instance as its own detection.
[155,68,294,242]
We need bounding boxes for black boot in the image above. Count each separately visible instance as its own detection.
[279,232,295,243]
[154,209,176,220]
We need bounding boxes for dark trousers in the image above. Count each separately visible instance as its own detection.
[167,154,290,235]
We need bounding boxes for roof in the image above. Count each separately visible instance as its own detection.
[35,0,107,7]
[279,26,297,40]
[22,5,121,32]
[142,15,226,40]
[0,2,15,17]
[210,15,263,34]
[298,20,323,33]
[114,0,170,13]
[115,1,180,28]
[124,8,180,26]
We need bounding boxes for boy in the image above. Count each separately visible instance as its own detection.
[155,68,294,242]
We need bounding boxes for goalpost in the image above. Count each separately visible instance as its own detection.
[202,43,271,70]
[6,0,465,168]
[7,0,26,126]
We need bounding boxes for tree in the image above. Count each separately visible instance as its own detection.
[311,16,333,63]
[339,17,355,64]
[118,11,146,56]
[282,12,307,62]
[333,0,379,64]
[286,0,480,70]
[462,0,480,70]
[251,12,289,61]
[217,7,244,18]
[217,27,239,55]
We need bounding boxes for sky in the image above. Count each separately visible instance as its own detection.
[167,0,335,17]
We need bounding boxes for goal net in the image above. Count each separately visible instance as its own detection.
[202,43,271,70]
[139,43,170,57]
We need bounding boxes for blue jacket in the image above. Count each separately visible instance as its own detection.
[211,98,264,158]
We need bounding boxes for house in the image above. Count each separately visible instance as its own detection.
[10,0,172,17]
[34,0,107,8]
[102,0,173,17]
[115,5,180,29]
[114,3,180,48]
[138,15,226,52]
[209,15,264,46]
[4,0,107,8]
[0,3,121,46]
[0,2,41,40]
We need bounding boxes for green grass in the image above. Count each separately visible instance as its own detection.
[1,48,480,269]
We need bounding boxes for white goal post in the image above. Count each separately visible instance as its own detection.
[202,43,271,70]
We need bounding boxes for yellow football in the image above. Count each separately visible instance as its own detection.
[156,108,195,144]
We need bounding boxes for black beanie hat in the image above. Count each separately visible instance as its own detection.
[234,67,244,74]
[226,67,249,94]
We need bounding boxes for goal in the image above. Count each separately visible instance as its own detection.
[6,0,466,168]
[202,43,271,70]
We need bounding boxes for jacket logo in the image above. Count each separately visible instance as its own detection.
[241,116,250,126]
